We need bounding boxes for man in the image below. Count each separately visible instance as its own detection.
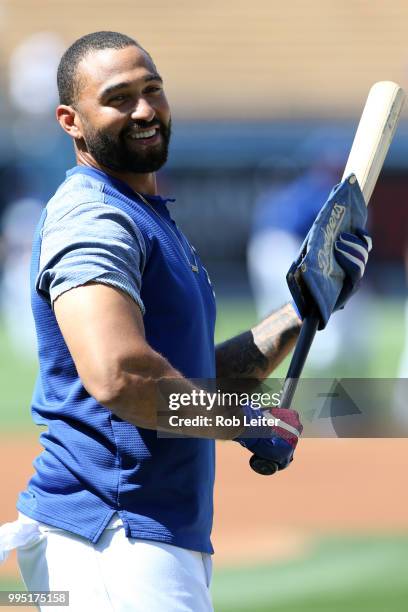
[0,32,371,611]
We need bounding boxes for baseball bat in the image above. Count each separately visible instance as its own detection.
[250,81,406,475]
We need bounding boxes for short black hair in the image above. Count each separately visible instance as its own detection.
[57,31,144,106]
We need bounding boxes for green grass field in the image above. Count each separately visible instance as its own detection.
[212,535,408,612]
[1,536,408,611]
[0,296,406,611]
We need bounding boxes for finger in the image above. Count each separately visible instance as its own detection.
[337,233,369,264]
[269,408,303,434]
[334,245,365,280]
[356,228,373,252]
[271,438,294,469]
[335,239,367,267]
[256,437,294,468]
[268,408,303,446]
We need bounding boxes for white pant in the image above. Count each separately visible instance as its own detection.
[12,514,213,612]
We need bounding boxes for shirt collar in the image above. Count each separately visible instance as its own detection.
[66,165,176,205]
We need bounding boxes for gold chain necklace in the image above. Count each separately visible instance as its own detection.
[135,192,199,273]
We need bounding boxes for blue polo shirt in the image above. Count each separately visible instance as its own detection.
[17,166,217,553]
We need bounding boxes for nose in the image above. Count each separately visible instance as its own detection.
[130,97,155,123]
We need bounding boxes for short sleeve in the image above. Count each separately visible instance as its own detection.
[37,202,146,313]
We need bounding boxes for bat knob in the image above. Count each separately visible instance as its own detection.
[249,454,279,476]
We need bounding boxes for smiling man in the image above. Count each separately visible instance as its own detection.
[4,31,371,611]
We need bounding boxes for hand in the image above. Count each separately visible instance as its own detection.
[286,175,370,329]
[334,228,372,310]
[235,406,302,470]
[291,228,372,322]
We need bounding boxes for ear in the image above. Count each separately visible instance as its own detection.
[56,105,84,140]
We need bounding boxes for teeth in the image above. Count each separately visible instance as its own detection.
[129,128,156,139]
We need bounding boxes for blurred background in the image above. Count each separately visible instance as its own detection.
[0,1,408,611]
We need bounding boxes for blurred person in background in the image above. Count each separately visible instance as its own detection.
[394,243,408,424]
[0,197,43,357]
[248,141,373,374]
[0,32,74,360]
[8,32,73,200]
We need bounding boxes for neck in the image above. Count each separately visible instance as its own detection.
[76,151,158,196]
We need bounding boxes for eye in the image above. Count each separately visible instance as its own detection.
[144,85,162,94]
[108,94,128,104]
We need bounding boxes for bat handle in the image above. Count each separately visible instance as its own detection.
[249,311,320,476]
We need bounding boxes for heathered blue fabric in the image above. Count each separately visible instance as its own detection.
[38,198,147,313]
[17,166,217,553]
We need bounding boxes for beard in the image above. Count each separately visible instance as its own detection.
[80,117,171,174]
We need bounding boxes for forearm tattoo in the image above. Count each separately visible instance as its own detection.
[215,303,301,380]
[216,330,268,379]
